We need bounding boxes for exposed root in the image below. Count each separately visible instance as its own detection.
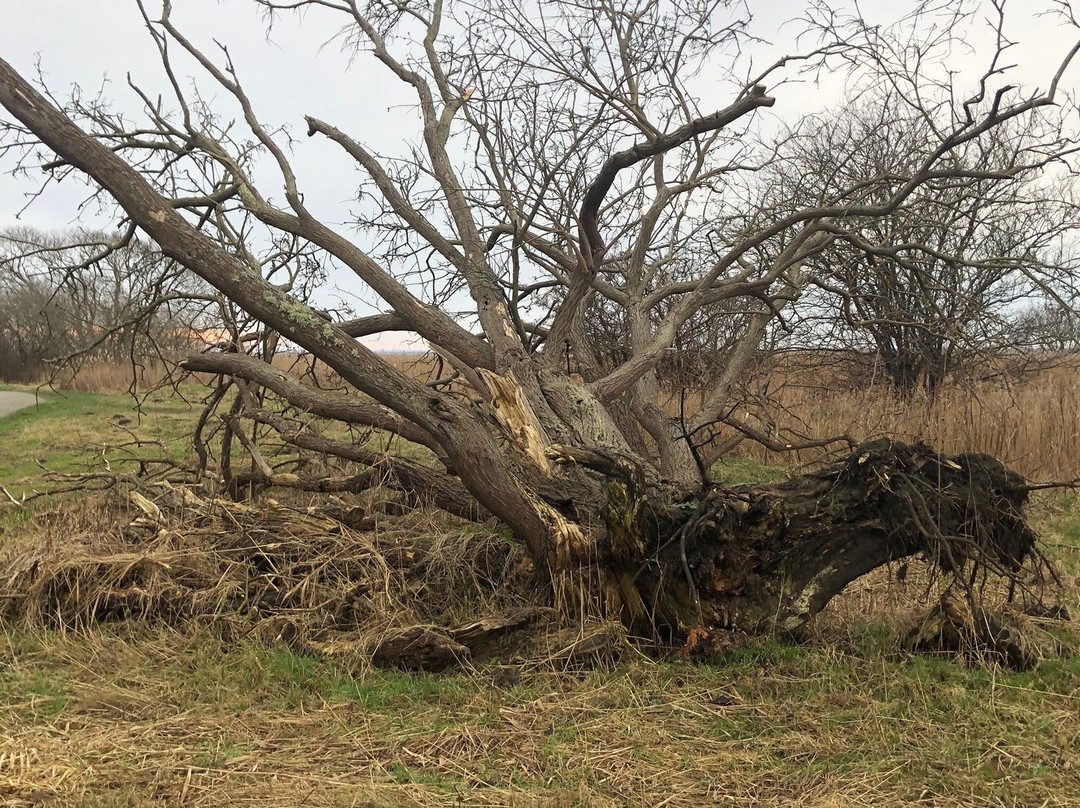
[639,439,1061,643]
[903,589,1070,671]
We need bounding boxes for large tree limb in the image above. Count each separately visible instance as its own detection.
[576,87,775,266]
[179,351,442,452]
[546,88,776,362]
[0,57,582,566]
[339,312,410,338]
[246,408,489,522]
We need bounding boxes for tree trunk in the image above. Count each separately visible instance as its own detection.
[618,440,1036,638]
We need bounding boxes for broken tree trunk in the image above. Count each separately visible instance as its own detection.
[624,439,1038,637]
[368,607,553,671]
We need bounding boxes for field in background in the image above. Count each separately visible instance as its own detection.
[35,360,177,394]
[705,354,1080,482]
[273,350,1080,481]
[4,357,1080,805]
[43,351,1075,481]
[0,384,197,510]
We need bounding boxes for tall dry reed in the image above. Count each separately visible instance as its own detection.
[32,360,174,393]
[706,358,1080,481]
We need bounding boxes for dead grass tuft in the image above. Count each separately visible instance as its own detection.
[0,484,535,671]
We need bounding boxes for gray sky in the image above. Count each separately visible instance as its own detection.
[2,1,1078,349]
[0,1,415,226]
[4,1,1076,222]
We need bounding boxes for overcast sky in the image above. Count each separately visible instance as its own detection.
[1,1,1078,349]
[0,1,416,226]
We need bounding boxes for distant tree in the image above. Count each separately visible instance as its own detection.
[1004,300,1080,353]
[764,94,1080,394]
[0,226,215,383]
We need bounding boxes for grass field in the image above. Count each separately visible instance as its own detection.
[2,609,1079,806]
[0,375,1079,805]
[0,384,196,485]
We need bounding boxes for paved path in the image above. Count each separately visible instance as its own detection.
[0,391,40,418]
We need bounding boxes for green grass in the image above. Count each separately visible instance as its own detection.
[0,623,1078,806]
[0,382,437,490]
[711,455,790,485]
[0,665,70,721]
[0,387,198,494]
[1036,492,1080,576]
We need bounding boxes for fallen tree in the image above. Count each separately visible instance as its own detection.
[0,1,1077,661]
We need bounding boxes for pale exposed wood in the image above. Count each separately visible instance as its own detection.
[478,368,552,472]
[449,606,553,646]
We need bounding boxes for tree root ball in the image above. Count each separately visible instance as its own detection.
[636,440,1042,637]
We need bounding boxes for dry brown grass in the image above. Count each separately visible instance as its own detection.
[36,360,176,393]
[1,606,1079,807]
[0,485,527,650]
[656,356,1080,481]
[0,478,1078,806]
[42,352,1080,480]
[5,355,1080,805]
[743,365,1080,482]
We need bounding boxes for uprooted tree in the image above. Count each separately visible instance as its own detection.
[1,0,1078,649]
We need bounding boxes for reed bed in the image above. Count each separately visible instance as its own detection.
[663,356,1080,481]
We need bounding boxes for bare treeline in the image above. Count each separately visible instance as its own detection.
[0,226,214,383]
